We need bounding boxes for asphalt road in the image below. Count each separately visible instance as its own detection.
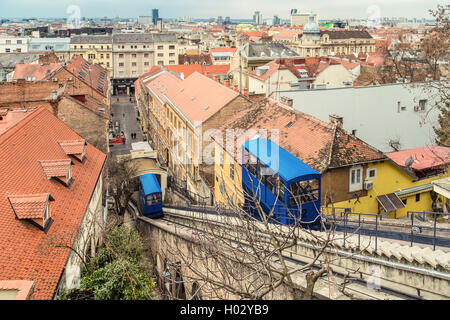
[109,96,144,156]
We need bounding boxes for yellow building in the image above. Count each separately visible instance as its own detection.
[332,146,450,219]
[214,141,244,207]
[70,35,113,73]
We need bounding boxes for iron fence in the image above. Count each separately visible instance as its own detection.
[321,207,450,251]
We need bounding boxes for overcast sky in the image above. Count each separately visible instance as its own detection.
[0,0,442,19]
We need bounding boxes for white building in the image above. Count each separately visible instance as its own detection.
[0,36,30,53]
[275,82,442,152]
[291,12,318,27]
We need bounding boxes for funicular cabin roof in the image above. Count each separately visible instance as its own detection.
[139,173,162,196]
[243,138,320,184]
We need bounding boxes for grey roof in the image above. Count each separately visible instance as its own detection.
[0,53,43,68]
[242,42,302,60]
[70,35,113,44]
[320,30,373,40]
[113,33,177,43]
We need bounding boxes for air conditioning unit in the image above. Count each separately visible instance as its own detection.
[364,180,373,190]
[414,105,420,112]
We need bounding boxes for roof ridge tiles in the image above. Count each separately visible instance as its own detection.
[0,107,43,144]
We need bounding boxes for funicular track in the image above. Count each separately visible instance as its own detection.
[147,205,449,300]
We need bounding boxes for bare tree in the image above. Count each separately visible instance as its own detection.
[108,156,139,217]
[158,170,368,300]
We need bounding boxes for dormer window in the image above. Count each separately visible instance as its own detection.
[39,159,73,187]
[58,139,86,162]
[8,193,54,232]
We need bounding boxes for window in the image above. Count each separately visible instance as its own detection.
[169,45,175,50]
[132,62,137,66]
[169,60,175,65]
[158,61,164,66]
[158,53,164,57]
[416,193,420,202]
[17,40,22,44]
[132,54,137,58]
[144,53,149,58]
[419,99,427,111]
[158,45,164,50]
[352,129,357,136]
[5,48,10,53]
[119,62,124,67]
[107,62,110,67]
[100,54,104,59]
[106,54,110,58]
[169,53,175,57]
[144,62,149,66]
[230,163,235,180]
[119,54,124,58]
[5,40,11,44]
[349,166,363,192]
[402,199,407,205]
[220,151,224,169]
[367,168,377,179]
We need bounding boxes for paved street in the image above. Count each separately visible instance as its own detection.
[109,95,144,156]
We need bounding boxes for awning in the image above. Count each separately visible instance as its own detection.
[395,183,432,198]
[376,193,405,213]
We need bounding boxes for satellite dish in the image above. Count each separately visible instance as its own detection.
[405,156,414,168]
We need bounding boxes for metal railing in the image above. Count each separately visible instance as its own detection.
[407,211,450,251]
[321,208,382,251]
[322,207,450,251]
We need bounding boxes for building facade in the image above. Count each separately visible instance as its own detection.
[294,15,376,57]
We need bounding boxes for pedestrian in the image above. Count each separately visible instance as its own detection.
[123,113,125,117]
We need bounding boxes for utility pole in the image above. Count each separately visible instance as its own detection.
[239,47,242,92]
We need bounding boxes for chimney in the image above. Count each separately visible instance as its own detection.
[213,75,219,82]
[233,85,239,92]
[280,96,293,107]
[180,72,185,80]
[329,114,343,127]
[224,80,230,88]
[242,89,248,96]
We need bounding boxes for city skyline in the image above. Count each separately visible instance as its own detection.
[0,0,442,20]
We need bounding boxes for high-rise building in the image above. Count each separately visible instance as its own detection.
[253,11,262,25]
[273,15,281,26]
[152,9,159,25]
[217,16,223,24]
[290,11,318,26]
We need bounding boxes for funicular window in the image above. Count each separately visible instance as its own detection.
[277,178,285,203]
[288,179,319,207]
[146,193,162,206]
[265,172,275,194]
[244,149,258,177]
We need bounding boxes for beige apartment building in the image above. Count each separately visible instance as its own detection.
[294,15,376,57]
[70,35,113,72]
[70,33,178,95]
[112,33,178,95]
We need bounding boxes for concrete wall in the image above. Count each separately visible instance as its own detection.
[276,83,442,152]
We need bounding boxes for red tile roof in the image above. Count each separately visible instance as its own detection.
[8,194,50,220]
[168,71,239,124]
[210,48,237,53]
[58,140,86,157]
[387,146,450,171]
[39,159,71,178]
[13,63,61,81]
[0,280,34,300]
[0,107,106,300]
[164,64,230,79]
[64,55,109,97]
[249,59,300,82]
[217,99,386,172]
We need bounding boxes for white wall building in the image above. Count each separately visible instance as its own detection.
[313,63,357,89]
[275,82,442,152]
[0,36,30,53]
